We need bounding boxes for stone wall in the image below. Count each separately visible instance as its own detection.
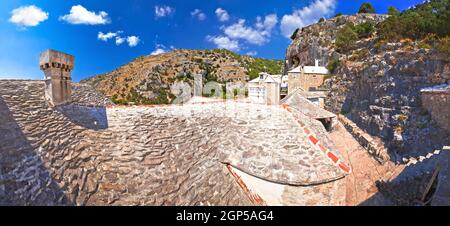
[299,73,325,91]
[431,146,450,206]
[338,115,390,164]
[421,91,450,130]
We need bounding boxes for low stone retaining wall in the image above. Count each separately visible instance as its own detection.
[431,146,450,206]
[338,114,390,164]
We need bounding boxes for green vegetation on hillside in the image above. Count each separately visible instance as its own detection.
[335,21,375,53]
[377,0,450,53]
[335,24,359,53]
[327,59,341,73]
[246,58,283,80]
[387,6,400,16]
[212,49,283,80]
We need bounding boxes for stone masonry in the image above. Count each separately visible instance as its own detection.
[421,84,450,130]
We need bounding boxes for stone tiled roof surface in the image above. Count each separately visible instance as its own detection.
[71,83,113,106]
[0,80,345,205]
[281,90,336,119]
[0,80,252,205]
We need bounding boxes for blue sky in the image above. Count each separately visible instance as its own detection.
[0,0,424,82]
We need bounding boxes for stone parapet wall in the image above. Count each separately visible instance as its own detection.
[431,146,450,206]
[338,114,390,164]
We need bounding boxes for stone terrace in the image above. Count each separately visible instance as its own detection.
[0,80,347,205]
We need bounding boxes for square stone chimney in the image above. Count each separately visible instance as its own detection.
[194,74,203,97]
[39,49,74,106]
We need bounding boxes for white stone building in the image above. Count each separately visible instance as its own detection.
[248,72,281,105]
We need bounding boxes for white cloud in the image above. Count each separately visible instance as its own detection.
[9,5,49,27]
[246,51,257,56]
[191,9,206,21]
[207,35,240,51]
[151,48,167,55]
[60,5,109,25]
[115,36,125,45]
[215,8,230,22]
[150,43,171,55]
[223,14,278,45]
[127,36,140,47]
[97,31,137,47]
[98,31,122,41]
[155,5,174,18]
[280,0,336,38]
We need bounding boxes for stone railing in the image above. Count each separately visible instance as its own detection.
[338,114,390,164]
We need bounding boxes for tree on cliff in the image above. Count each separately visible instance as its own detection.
[335,24,358,53]
[358,3,376,14]
[387,6,399,16]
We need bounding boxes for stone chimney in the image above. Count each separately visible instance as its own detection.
[193,74,203,97]
[39,49,74,106]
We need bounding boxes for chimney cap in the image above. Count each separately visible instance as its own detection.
[39,49,75,67]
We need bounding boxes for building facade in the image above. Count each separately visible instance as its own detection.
[248,72,281,105]
[287,59,329,93]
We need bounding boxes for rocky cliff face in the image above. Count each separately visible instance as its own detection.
[81,49,283,105]
[285,14,389,70]
[286,14,450,160]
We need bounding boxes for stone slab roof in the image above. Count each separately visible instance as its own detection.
[0,80,346,205]
[281,89,336,119]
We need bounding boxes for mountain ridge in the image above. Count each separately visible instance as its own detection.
[81,48,283,104]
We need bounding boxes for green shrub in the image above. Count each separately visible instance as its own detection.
[327,59,341,73]
[318,17,325,23]
[436,37,450,54]
[335,23,358,53]
[334,13,343,17]
[358,3,376,14]
[387,6,399,16]
[354,22,375,38]
[349,49,369,61]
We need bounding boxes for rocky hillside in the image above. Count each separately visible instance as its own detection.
[81,49,283,105]
[286,1,450,160]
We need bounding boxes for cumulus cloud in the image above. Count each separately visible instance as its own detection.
[150,48,167,55]
[191,9,206,21]
[115,36,125,45]
[280,0,336,38]
[97,31,138,47]
[150,44,171,55]
[215,8,230,22]
[155,5,174,18]
[207,35,240,51]
[9,5,49,27]
[127,36,140,47]
[98,31,122,41]
[60,5,109,25]
[223,14,278,45]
